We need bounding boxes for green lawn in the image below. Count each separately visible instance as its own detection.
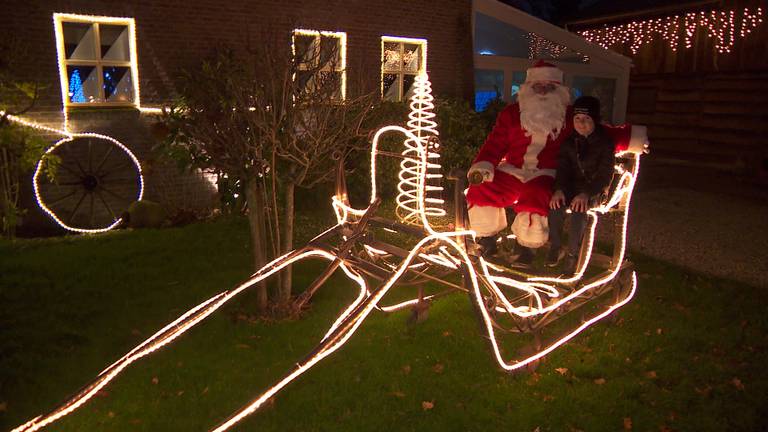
[1,215,767,431]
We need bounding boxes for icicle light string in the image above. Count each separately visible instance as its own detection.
[579,6,763,54]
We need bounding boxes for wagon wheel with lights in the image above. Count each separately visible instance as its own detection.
[34,133,144,233]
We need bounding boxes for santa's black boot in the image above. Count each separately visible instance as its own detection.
[476,236,499,257]
[512,245,535,268]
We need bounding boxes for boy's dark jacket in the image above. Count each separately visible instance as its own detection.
[553,125,615,198]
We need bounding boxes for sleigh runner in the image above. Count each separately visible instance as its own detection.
[13,74,648,432]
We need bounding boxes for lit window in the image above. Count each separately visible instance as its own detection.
[381,37,427,102]
[54,13,139,107]
[292,29,347,100]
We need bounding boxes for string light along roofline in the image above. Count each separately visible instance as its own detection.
[578,6,763,54]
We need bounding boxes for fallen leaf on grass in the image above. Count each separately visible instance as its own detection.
[555,367,568,375]
[402,365,411,375]
[645,371,658,379]
[656,328,663,335]
[542,394,555,402]
[176,390,184,396]
[201,387,209,395]
[623,417,633,430]
[433,363,444,374]
[391,391,405,398]
[442,331,452,337]
[731,377,745,391]
[151,377,159,385]
[422,400,434,410]
[594,378,606,385]
[108,411,115,418]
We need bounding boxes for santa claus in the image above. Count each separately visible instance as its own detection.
[467,60,645,263]
[466,60,573,261]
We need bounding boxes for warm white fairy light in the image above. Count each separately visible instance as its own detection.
[292,29,347,100]
[53,13,141,109]
[31,133,144,234]
[579,6,763,54]
[14,74,646,431]
[1,13,162,234]
[0,112,73,137]
[381,36,428,70]
[380,36,427,101]
[1,112,145,234]
[395,73,445,225]
[527,33,587,62]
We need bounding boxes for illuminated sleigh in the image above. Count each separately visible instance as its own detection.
[14,74,648,432]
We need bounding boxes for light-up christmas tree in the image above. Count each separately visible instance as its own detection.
[68,70,86,103]
[396,73,446,226]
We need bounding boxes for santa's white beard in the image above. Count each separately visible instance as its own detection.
[518,83,570,139]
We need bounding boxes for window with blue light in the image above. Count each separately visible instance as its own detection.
[474,69,504,112]
[57,17,136,106]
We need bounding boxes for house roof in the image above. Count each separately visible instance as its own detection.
[474,0,632,67]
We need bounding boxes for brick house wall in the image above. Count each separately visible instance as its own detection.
[1,0,474,234]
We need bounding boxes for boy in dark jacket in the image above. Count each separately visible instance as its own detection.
[547,96,616,274]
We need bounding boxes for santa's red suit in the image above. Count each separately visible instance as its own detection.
[467,102,573,214]
[466,103,636,247]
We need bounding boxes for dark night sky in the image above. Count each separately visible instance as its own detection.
[501,0,717,25]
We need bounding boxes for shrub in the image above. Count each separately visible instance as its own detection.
[126,200,167,229]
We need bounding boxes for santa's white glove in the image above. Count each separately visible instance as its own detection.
[467,161,495,184]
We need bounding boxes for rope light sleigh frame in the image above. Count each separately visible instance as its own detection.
[14,74,647,432]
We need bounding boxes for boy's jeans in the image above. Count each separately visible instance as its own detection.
[548,207,587,256]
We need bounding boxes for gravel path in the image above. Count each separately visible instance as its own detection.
[604,162,768,287]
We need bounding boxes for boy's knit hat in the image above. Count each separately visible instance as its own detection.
[573,96,601,123]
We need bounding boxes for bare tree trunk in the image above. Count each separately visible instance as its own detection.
[245,177,268,312]
[279,180,295,305]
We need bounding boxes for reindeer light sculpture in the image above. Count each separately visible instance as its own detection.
[13,74,647,432]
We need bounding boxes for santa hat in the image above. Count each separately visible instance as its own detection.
[511,212,549,249]
[525,60,563,85]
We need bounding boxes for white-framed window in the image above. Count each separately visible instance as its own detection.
[53,13,140,108]
[381,36,427,102]
[292,29,347,100]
